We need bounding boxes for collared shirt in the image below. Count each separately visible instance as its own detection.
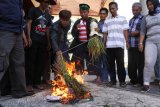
[102,15,129,48]
[129,14,143,47]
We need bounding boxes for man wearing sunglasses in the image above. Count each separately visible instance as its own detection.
[26,0,52,90]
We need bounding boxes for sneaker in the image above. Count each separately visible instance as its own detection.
[106,81,116,87]
[141,85,150,93]
[12,91,34,98]
[119,82,126,87]
[33,85,44,90]
[1,90,11,96]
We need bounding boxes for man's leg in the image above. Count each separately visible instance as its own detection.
[128,48,138,84]
[9,33,27,96]
[0,30,14,90]
[0,68,11,96]
[107,48,116,83]
[137,48,144,85]
[115,48,126,83]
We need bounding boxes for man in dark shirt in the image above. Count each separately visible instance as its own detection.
[27,0,52,90]
[0,0,33,98]
[50,10,72,62]
[70,3,98,72]
[128,2,144,86]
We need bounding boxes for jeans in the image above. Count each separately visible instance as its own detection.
[99,56,109,82]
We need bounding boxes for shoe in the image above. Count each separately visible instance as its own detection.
[45,80,52,85]
[106,81,116,87]
[141,85,150,93]
[119,82,126,87]
[34,85,44,90]
[12,91,34,98]
[133,84,142,87]
[26,85,34,92]
[1,90,11,96]
[127,82,136,86]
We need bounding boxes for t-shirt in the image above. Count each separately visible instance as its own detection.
[28,7,52,43]
[0,0,23,33]
[79,20,87,42]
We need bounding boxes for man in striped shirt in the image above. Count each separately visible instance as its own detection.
[102,2,129,87]
[70,3,97,72]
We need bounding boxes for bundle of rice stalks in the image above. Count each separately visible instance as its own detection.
[87,20,106,62]
[87,36,106,62]
[52,54,91,103]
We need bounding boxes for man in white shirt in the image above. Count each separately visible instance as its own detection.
[102,1,129,87]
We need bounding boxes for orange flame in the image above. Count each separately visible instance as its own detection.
[51,61,89,103]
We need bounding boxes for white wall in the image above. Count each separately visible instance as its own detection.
[114,0,139,22]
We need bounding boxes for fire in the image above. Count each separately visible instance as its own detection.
[51,61,89,103]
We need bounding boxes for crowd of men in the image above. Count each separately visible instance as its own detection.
[0,0,160,100]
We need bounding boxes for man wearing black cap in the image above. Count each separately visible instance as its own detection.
[69,3,98,72]
[26,0,52,90]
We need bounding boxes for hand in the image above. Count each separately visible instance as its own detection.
[23,37,28,47]
[77,24,80,30]
[138,44,143,52]
[95,27,100,32]
[126,42,130,49]
[28,37,32,47]
[130,32,136,36]
[47,43,51,51]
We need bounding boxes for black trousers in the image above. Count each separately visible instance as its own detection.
[128,47,144,85]
[71,42,99,74]
[107,48,126,83]
[26,41,47,85]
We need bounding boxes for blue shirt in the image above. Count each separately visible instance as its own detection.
[129,14,143,47]
[0,0,23,33]
[98,21,104,33]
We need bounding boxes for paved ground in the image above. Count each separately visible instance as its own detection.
[0,75,160,107]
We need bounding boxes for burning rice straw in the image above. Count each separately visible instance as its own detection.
[52,54,92,104]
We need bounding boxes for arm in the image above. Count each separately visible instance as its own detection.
[130,17,142,36]
[26,8,34,47]
[46,27,51,50]
[71,20,79,38]
[50,25,59,54]
[102,20,108,47]
[122,17,129,49]
[138,34,145,52]
[138,16,147,52]
[124,29,129,49]
[26,19,32,47]
[103,33,107,46]
[22,30,28,47]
